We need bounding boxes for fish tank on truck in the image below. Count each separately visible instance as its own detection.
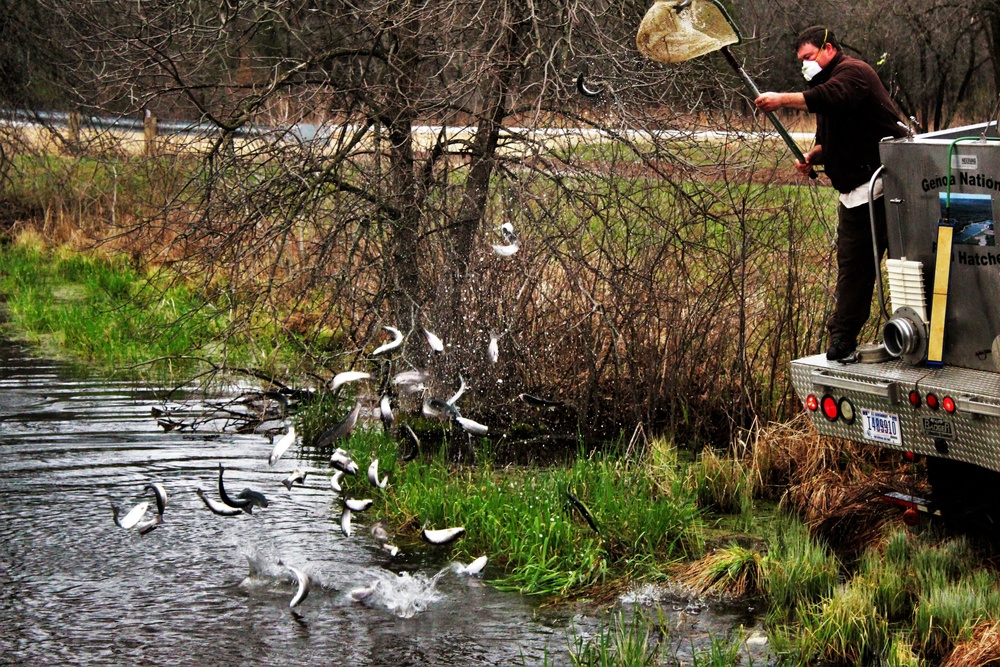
[789,120,1000,532]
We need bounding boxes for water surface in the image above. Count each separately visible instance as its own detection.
[0,338,770,666]
[0,339,569,666]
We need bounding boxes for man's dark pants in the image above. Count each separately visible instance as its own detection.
[827,196,889,343]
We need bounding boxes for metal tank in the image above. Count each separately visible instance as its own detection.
[880,122,1000,372]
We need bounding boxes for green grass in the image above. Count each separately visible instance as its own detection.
[396,451,701,596]
[321,428,702,597]
[687,447,754,518]
[565,609,751,667]
[761,514,840,623]
[568,611,664,667]
[797,579,888,666]
[913,568,1000,657]
[763,525,1000,665]
[0,238,307,380]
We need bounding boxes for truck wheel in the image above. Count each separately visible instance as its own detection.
[927,457,1000,539]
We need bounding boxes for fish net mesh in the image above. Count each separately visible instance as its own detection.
[636,0,739,64]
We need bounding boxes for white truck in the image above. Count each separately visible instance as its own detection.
[790,121,1000,530]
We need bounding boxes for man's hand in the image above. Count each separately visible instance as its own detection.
[796,146,822,178]
[754,92,784,113]
[754,91,809,113]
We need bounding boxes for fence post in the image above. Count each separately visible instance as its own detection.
[144,109,158,156]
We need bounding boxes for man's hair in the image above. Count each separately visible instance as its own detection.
[794,26,840,52]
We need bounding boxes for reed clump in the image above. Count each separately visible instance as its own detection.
[885,632,923,667]
[568,611,664,667]
[797,578,889,666]
[857,532,915,622]
[913,569,1000,659]
[687,446,754,516]
[679,544,764,599]
[761,513,839,622]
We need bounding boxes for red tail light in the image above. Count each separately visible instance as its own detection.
[805,394,819,411]
[821,395,838,421]
[943,396,956,413]
[908,390,921,407]
[926,393,939,410]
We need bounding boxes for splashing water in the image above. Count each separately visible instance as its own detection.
[349,567,448,618]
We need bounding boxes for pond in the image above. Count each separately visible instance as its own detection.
[0,337,770,666]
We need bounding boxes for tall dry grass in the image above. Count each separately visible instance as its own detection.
[943,621,1000,667]
[745,413,925,552]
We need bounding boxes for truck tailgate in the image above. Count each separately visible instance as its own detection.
[791,355,1000,473]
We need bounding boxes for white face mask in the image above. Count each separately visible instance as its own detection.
[802,59,823,82]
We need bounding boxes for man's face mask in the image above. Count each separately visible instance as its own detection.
[801,58,823,81]
[801,30,829,82]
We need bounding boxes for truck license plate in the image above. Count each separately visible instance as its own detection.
[862,409,901,445]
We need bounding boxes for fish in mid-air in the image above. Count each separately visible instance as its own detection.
[286,564,311,608]
[421,526,466,545]
[268,426,296,466]
[423,328,444,353]
[372,326,404,356]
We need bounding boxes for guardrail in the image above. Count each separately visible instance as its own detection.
[2,107,815,158]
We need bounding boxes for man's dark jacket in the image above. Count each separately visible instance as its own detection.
[803,51,907,194]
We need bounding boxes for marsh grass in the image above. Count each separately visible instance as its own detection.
[858,537,914,623]
[910,535,975,592]
[567,610,664,667]
[885,632,923,667]
[0,234,307,380]
[761,513,839,623]
[680,544,764,599]
[913,569,1000,658]
[797,579,888,666]
[566,611,748,667]
[1,239,210,369]
[688,635,745,667]
[687,447,754,517]
[773,526,1000,665]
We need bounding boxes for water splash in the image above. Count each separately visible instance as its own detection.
[239,549,319,603]
[348,567,448,618]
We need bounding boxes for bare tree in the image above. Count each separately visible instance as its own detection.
[7,0,958,449]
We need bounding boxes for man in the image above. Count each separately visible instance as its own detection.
[755,26,907,361]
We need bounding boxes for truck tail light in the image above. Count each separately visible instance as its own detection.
[838,398,856,424]
[908,390,921,407]
[943,396,956,413]
[821,395,838,421]
[926,393,939,410]
[805,394,819,411]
